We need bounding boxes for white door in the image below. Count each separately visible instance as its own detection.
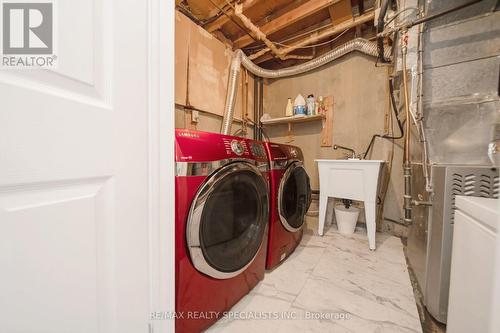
[0,0,175,332]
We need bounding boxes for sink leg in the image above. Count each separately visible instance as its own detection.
[365,201,376,250]
[318,194,328,236]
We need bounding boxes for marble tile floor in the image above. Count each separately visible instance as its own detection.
[207,224,423,333]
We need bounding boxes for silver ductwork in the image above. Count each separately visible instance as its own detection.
[221,53,243,136]
[221,38,392,135]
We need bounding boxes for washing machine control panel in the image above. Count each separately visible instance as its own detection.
[223,138,249,157]
[231,140,245,155]
[249,142,266,159]
[222,138,266,159]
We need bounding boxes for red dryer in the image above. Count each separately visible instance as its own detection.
[175,129,269,333]
[264,142,311,270]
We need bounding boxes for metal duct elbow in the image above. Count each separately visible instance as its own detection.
[221,38,391,134]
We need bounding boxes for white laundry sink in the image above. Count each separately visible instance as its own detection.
[315,159,385,250]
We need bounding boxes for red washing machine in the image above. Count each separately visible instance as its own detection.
[175,129,269,333]
[264,142,311,270]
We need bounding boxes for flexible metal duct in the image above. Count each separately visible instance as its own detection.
[221,54,242,136]
[221,38,392,135]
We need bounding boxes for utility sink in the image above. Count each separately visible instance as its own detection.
[315,159,385,250]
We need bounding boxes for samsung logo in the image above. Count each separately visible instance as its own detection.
[178,132,200,138]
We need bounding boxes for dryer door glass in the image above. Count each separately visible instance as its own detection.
[280,165,311,231]
[197,163,268,274]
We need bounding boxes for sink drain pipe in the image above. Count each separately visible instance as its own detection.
[221,38,392,135]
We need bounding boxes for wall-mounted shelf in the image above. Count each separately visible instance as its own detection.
[260,114,325,125]
[260,96,334,146]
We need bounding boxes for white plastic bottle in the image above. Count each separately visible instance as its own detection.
[285,97,293,117]
[293,94,306,116]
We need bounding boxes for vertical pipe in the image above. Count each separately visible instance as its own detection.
[416,9,432,193]
[253,75,259,140]
[257,78,264,141]
[377,0,392,63]
[401,29,412,224]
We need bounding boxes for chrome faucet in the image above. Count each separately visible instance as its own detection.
[333,144,357,159]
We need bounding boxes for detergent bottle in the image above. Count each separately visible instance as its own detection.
[293,94,306,116]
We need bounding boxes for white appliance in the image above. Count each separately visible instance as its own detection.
[447,196,498,333]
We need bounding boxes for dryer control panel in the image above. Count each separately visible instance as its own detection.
[249,142,266,159]
[266,143,304,161]
[175,129,269,162]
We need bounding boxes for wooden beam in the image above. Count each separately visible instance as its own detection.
[254,53,273,64]
[203,0,260,33]
[279,11,374,55]
[234,0,342,49]
[253,18,332,63]
[212,30,233,48]
[251,10,375,61]
[234,3,284,59]
[328,0,353,25]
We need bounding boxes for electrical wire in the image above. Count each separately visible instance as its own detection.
[243,22,336,51]
[384,7,419,27]
[246,118,270,142]
[363,77,404,159]
[376,0,391,63]
[243,28,351,62]
[273,28,351,49]
[376,69,397,227]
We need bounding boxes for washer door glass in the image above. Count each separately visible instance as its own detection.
[280,165,311,231]
[193,162,268,275]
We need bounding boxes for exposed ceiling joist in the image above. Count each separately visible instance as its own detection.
[278,10,374,54]
[203,0,260,33]
[328,0,352,25]
[180,0,378,69]
[234,3,284,59]
[234,0,342,49]
[252,10,375,63]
